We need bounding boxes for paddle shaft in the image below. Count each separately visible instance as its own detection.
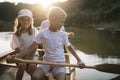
[7,58,79,67]
[7,58,120,74]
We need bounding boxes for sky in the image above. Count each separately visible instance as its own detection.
[0,0,67,7]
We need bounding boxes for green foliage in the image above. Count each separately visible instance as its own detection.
[0,2,17,21]
[60,0,120,26]
[0,2,46,31]
[0,0,120,31]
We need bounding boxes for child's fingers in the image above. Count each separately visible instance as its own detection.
[77,62,85,69]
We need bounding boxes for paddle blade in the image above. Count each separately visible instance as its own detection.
[94,64,120,74]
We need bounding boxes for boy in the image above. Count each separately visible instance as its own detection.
[18,7,85,80]
[40,19,74,39]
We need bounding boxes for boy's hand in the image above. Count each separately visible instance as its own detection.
[77,61,85,69]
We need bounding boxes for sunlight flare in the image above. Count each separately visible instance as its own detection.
[36,0,67,8]
[0,0,67,8]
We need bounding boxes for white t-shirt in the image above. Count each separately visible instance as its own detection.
[40,20,65,31]
[34,29,70,62]
[11,28,39,51]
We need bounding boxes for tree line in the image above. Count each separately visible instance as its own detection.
[0,0,120,31]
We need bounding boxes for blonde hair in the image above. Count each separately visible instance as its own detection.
[47,7,67,20]
[13,17,33,37]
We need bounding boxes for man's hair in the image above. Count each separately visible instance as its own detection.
[47,7,67,20]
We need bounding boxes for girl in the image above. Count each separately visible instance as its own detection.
[10,9,39,80]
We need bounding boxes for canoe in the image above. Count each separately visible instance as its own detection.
[0,49,76,80]
[0,50,17,67]
[1,49,120,80]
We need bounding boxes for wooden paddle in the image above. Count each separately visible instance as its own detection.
[7,57,120,74]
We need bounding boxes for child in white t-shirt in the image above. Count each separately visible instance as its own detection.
[40,19,65,31]
[40,19,74,38]
[18,7,85,80]
[10,9,39,80]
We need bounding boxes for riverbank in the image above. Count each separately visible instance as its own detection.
[89,22,120,35]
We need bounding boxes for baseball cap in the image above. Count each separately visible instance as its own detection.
[18,9,33,20]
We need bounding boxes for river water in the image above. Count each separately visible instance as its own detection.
[0,31,120,80]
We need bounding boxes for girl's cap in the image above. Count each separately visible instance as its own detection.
[18,9,33,19]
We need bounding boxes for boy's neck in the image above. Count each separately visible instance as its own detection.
[49,26,58,32]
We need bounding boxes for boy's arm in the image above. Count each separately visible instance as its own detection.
[67,45,85,68]
[17,42,38,58]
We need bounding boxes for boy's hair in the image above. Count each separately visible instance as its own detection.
[47,7,67,20]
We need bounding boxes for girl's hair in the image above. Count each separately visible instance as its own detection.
[13,17,33,37]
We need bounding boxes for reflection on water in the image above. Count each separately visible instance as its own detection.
[0,32,120,80]
[66,27,120,80]
[0,32,12,53]
[76,68,119,80]
[72,51,120,80]
[67,27,120,58]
